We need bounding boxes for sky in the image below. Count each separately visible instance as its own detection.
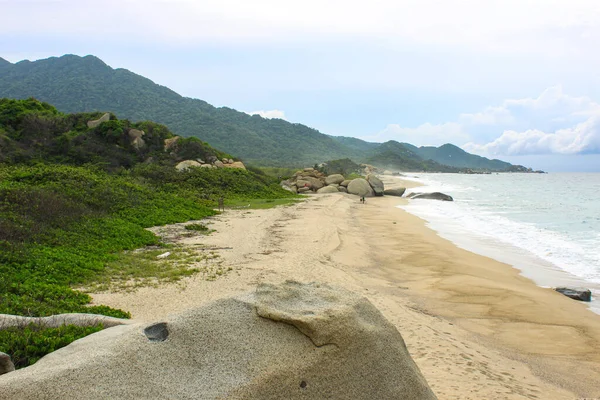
[2,0,600,171]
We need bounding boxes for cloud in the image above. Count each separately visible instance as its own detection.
[465,115,600,155]
[246,109,286,120]
[362,86,600,155]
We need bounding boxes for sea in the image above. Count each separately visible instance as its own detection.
[395,172,600,314]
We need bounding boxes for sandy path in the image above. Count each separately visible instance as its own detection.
[91,183,600,399]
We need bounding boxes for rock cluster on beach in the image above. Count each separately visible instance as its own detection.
[280,168,389,198]
[0,281,437,400]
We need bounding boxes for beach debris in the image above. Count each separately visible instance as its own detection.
[156,252,171,259]
[0,281,437,399]
[554,287,592,302]
[408,192,454,201]
[0,352,15,375]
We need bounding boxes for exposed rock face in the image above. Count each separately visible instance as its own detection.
[164,136,180,151]
[347,178,375,197]
[128,129,146,150]
[337,186,348,193]
[554,287,592,302]
[366,174,384,196]
[317,186,340,194]
[213,160,225,168]
[384,188,407,197]
[297,187,311,193]
[0,313,131,330]
[223,161,246,170]
[408,192,454,201]
[175,160,202,171]
[325,174,345,185]
[340,180,351,187]
[86,112,110,128]
[0,352,15,375]
[0,282,436,399]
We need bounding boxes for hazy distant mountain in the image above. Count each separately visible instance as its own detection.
[402,143,512,170]
[0,54,520,171]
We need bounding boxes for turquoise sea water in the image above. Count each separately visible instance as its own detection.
[397,173,600,313]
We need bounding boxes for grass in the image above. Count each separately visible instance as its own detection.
[225,198,303,210]
[185,223,209,232]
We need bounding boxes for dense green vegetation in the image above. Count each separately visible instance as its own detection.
[0,324,104,369]
[0,54,524,171]
[0,98,296,368]
[364,141,460,172]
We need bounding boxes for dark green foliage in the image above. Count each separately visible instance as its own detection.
[0,324,104,369]
[365,141,460,172]
[321,158,361,176]
[185,223,209,232]
[401,143,512,171]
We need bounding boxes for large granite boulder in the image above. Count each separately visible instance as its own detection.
[0,352,15,375]
[554,287,592,302]
[384,188,407,197]
[366,174,384,196]
[175,160,202,171]
[408,192,453,201]
[325,174,345,185]
[317,186,340,194]
[340,180,351,187]
[86,112,110,128]
[338,186,348,193]
[213,160,225,168]
[0,282,436,399]
[347,178,375,197]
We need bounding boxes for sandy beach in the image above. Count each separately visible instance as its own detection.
[91,177,600,399]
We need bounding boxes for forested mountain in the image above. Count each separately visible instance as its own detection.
[402,143,512,170]
[0,54,521,171]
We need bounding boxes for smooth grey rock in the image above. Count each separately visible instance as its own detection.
[0,313,131,330]
[409,192,453,201]
[340,180,351,187]
[0,281,436,399]
[325,174,345,185]
[175,160,202,171]
[144,322,169,342]
[297,187,311,193]
[317,186,340,194]
[384,188,407,197]
[347,178,375,197]
[366,174,384,196]
[337,186,348,193]
[554,287,592,302]
[0,352,15,375]
[214,160,225,168]
[86,112,110,128]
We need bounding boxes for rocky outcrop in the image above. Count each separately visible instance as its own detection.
[127,129,145,150]
[347,178,375,197]
[0,282,436,399]
[384,188,407,197]
[317,186,341,194]
[325,174,345,185]
[366,174,384,196]
[175,160,202,171]
[408,192,454,201]
[223,161,246,169]
[340,180,351,187]
[214,160,225,168]
[164,136,180,151]
[554,287,592,302]
[0,352,15,375]
[86,112,110,128]
[0,313,131,330]
[337,186,348,193]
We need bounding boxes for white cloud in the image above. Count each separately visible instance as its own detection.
[246,109,286,120]
[465,115,600,156]
[364,86,600,155]
[2,0,599,56]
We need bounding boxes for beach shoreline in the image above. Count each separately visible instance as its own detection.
[90,180,600,399]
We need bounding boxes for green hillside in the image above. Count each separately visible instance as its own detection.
[402,143,512,170]
[365,141,459,172]
[0,54,523,172]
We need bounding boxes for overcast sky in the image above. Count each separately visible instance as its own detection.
[2,0,600,171]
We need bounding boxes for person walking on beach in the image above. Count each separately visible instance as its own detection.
[360,196,366,204]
